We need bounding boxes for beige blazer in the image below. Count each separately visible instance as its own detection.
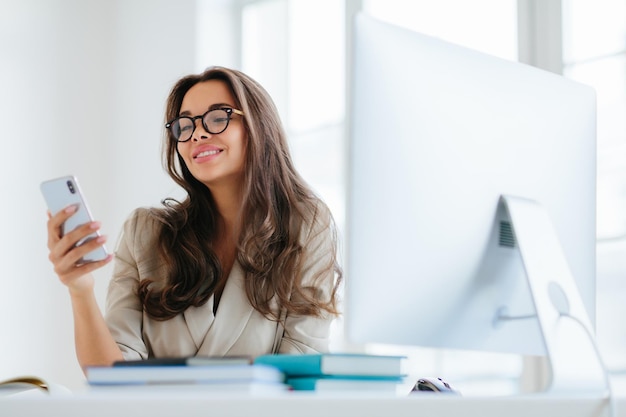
[104,205,337,360]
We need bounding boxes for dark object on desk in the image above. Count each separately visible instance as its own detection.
[113,355,252,367]
[412,377,459,395]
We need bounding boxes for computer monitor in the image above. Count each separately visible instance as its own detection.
[346,14,607,394]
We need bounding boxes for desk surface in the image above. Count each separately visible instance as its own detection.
[2,392,623,417]
[2,376,624,417]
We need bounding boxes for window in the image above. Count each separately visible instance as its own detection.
[240,0,345,232]
[562,0,626,372]
[363,0,518,61]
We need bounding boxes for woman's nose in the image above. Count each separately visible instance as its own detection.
[191,118,211,142]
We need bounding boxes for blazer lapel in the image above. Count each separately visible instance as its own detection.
[196,261,255,355]
[182,295,215,350]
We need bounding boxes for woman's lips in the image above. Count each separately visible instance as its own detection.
[195,149,222,159]
[193,145,223,161]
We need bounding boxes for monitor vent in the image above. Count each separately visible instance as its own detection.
[499,221,516,248]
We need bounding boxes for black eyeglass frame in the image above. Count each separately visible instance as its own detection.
[165,107,245,143]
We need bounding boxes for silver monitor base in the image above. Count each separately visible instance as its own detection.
[501,195,610,397]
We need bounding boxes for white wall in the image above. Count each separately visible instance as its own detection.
[0,0,199,390]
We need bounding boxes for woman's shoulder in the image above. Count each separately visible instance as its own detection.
[123,206,162,232]
[118,206,174,249]
[112,207,170,278]
[115,207,166,261]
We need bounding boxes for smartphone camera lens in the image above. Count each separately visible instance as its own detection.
[67,180,76,194]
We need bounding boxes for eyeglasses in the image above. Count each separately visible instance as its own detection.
[165,107,244,143]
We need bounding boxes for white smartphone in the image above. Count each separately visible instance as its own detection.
[40,175,109,264]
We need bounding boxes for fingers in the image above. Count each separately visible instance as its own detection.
[50,233,114,289]
[46,205,78,249]
[46,205,112,285]
[50,224,106,265]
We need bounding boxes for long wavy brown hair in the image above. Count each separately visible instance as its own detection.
[137,66,342,321]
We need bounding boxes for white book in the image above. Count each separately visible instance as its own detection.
[86,381,290,397]
[86,364,284,386]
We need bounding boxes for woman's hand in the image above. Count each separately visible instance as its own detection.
[46,205,113,294]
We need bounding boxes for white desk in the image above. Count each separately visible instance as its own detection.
[2,379,625,417]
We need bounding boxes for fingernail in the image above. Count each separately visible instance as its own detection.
[90,222,101,230]
[96,235,107,243]
[65,205,78,213]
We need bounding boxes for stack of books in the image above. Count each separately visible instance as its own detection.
[85,356,289,395]
[253,353,409,393]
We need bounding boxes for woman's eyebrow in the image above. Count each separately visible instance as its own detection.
[178,102,236,116]
[208,102,236,110]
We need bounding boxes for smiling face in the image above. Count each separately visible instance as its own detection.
[175,80,247,191]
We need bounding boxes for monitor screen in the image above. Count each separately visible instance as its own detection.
[346,14,596,357]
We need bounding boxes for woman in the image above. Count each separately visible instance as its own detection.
[46,66,342,371]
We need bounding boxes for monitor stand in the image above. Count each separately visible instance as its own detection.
[500,195,610,397]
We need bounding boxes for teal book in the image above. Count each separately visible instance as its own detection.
[286,375,406,392]
[253,353,408,377]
